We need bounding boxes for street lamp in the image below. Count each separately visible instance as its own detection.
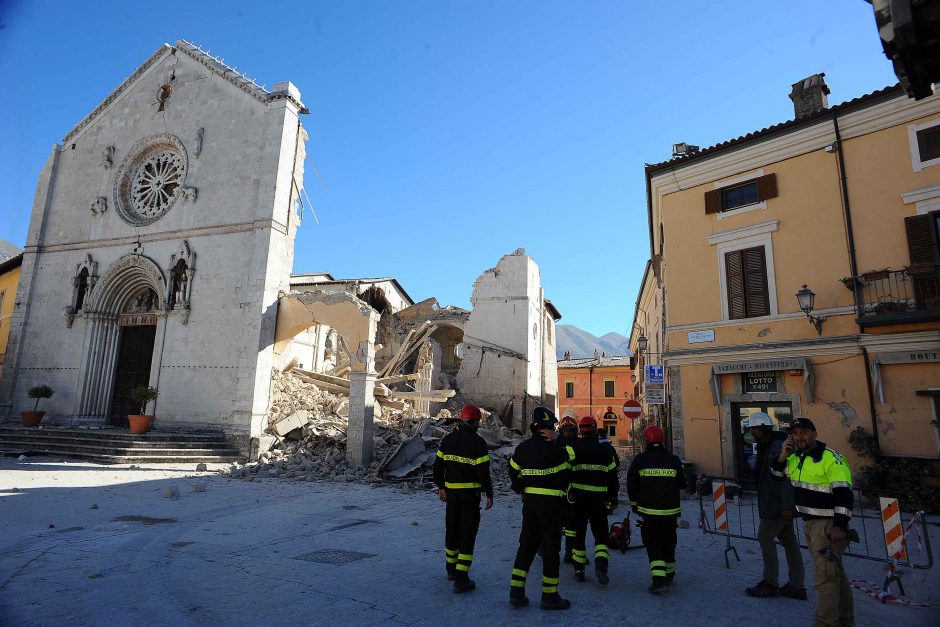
[637,334,648,353]
[796,284,825,336]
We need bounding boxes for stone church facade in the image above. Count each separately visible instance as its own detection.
[0,41,308,437]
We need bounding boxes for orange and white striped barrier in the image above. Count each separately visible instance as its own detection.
[880,497,907,560]
[712,481,728,531]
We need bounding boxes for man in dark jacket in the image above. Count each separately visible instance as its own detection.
[433,404,493,593]
[627,424,687,594]
[569,416,619,585]
[507,406,574,610]
[744,412,806,600]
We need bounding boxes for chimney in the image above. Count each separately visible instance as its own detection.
[789,73,830,118]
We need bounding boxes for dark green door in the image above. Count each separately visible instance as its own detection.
[109,325,156,427]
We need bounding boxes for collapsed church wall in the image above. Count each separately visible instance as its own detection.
[455,249,558,430]
[0,41,307,437]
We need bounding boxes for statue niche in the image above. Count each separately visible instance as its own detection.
[65,254,98,328]
[165,240,196,324]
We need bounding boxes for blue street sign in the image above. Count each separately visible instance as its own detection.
[644,364,664,384]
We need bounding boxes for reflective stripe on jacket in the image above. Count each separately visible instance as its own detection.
[771,440,852,530]
[626,443,686,517]
[570,437,619,497]
[508,435,574,498]
[433,423,493,498]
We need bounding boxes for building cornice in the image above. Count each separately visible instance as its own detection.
[663,335,861,366]
[858,330,940,352]
[666,306,856,333]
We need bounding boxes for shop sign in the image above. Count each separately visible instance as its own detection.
[743,371,777,393]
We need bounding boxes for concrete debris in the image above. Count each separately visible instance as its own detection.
[224,369,524,490]
[17,455,27,462]
[192,483,207,492]
[195,463,208,471]
[162,486,180,499]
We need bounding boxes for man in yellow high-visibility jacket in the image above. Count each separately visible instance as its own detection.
[771,417,854,627]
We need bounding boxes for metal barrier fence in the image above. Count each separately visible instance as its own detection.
[695,475,934,573]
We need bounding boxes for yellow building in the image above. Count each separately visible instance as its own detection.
[635,76,940,486]
[0,245,24,379]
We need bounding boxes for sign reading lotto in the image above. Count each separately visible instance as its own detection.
[743,371,777,393]
[710,358,813,404]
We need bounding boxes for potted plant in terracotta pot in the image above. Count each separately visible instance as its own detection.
[22,385,54,427]
[128,385,159,434]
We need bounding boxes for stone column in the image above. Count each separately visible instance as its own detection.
[347,370,376,467]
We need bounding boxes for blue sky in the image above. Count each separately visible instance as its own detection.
[0,1,898,337]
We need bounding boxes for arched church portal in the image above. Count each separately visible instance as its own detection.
[76,255,167,425]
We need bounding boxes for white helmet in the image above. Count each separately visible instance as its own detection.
[744,412,773,429]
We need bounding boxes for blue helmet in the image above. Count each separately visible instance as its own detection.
[531,406,558,429]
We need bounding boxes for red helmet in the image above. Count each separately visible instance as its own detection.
[643,425,664,444]
[460,405,482,421]
[578,416,597,432]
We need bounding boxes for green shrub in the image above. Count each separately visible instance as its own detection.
[27,385,54,411]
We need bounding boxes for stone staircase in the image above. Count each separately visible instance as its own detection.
[0,427,245,464]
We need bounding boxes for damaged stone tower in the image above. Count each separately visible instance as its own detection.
[456,249,559,430]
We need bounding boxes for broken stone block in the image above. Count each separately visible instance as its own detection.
[192,483,207,492]
[273,410,311,437]
[162,486,180,499]
[196,463,208,471]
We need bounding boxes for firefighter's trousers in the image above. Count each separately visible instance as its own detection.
[571,491,609,571]
[510,495,564,599]
[444,489,481,580]
[640,514,678,583]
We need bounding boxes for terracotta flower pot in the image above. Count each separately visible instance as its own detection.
[128,414,154,434]
[20,410,45,427]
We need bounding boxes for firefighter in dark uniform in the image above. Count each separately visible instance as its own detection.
[557,415,579,565]
[507,406,575,610]
[433,404,493,594]
[569,415,619,585]
[626,424,687,594]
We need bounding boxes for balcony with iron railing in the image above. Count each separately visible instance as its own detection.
[843,266,940,327]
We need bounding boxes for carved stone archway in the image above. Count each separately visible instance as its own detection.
[75,254,167,419]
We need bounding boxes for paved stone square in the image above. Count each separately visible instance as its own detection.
[0,459,936,626]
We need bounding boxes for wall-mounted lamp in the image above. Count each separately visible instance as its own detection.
[796,284,825,336]
[637,334,649,352]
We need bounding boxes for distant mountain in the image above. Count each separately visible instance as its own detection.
[556,325,631,359]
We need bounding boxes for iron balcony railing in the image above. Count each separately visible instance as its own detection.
[845,266,940,318]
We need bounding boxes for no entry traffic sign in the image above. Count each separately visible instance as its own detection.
[622,400,642,420]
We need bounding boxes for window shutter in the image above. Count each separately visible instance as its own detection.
[757,173,778,201]
[725,249,747,319]
[917,127,940,162]
[742,247,770,316]
[705,189,722,214]
[905,214,940,268]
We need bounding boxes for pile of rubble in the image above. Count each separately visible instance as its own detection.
[221,367,521,493]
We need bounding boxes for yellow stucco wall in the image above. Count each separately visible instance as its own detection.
[0,263,22,377]
[875,362,939,458]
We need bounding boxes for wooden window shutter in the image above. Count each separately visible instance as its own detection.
[905,214,940,269]
[705,189,722,214]
[917,127,940,162]
[726,246,769,319]
[757,173,777,201]
[742,247,770,316]
[725,249,747,319]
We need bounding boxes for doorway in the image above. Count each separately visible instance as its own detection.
[109,325,156,427]
[731,402,793,481]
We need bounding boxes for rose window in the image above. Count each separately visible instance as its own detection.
[130,151,184,219]
[113,134,188,226]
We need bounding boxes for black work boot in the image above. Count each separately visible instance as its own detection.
[446,565,455,581]
[780,583,807,600]
[745,580,780,598]
[574,568,585,583]
[453,572,476,594]
[509,589,529,608]
[595,558,609,586]
[540,593,571,610]
[648,578,670,595]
